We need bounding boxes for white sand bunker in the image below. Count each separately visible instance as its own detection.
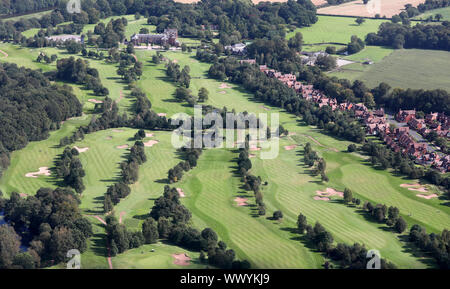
[172,253,191,266]
[25,167,51,178]
[144,140,159,147]
[157,113,167,117]
[400,183,429,193]
[219,83,232,89]
[250,146,261,151]
[416,194,438,199]
[176,188,185,198]
[316,188,344,198]
[116,144,129,149]
[408,187,429,193]
[88,99,103,104]
[284,145,297,151]
[19,193,28,198]
[73,146,89,153]
[119,211,126,224]
[234,197,249,206]
[145,133,154,138]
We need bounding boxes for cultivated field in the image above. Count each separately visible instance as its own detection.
[317,0,427,18]
[330,48,450,90]
[287,15,388,44]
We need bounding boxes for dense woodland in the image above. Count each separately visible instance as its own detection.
[0,188,92,268]
[0,63,82,177]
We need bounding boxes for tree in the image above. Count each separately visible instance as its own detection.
[142,217,159,244]
[297,213,307,234]
[288,32,303,52]
[273,210,283,220]
[343,188,353,204]
[0,225,21,269]
[435,14,443,22]
[347,144,357,152]
[198,87,209,102]
[356,17,366,25]
[325,46,336,54]
[394,217,407,233]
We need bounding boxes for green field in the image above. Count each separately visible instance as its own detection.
[413,6,450,21]
[287,15,389,44]
[1,10,52,22]
[330,48,450,90]
[0,37,448,268]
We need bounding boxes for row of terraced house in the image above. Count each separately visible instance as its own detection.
[255,63,449,173]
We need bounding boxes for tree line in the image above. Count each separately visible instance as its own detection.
[303,142,328,182]
[236,138,266,216]
[365,21,450,51]
[103,140,148,213]
[55,147,86,194]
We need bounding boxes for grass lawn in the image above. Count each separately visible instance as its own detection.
[331,48,450,90]
[2,10,52,22]
[287,15,388,44]
[413,6,450,21]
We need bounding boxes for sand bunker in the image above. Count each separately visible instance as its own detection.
[219,90,226,94]
[261,105,271,111]
[25,167,51,178]
[145,133,154,138]
[219,83,232,89]
[234,197,249,206]
[116,144,129,149]
[93,216,107,225]
[249,154,256,158]
[313,196,330,201]
[284,145,297,151]
[19,193,28,198]
[316,188,344,198]
[176,188,185,198]
[119,211,126,224]
[73,146,89,153]
[250,146,261,151]
[401,183,428,193]
[88,99,103,104]
[157,113,167,117]
[112,129,124,133]
[400,183,421,188]
[106,136,113,140]
[416,193,438,199]
[144,140,159,147]
[408,187,428,193]
[0,49,8,58]
[172,253,191,266]
[116,91,124,103]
